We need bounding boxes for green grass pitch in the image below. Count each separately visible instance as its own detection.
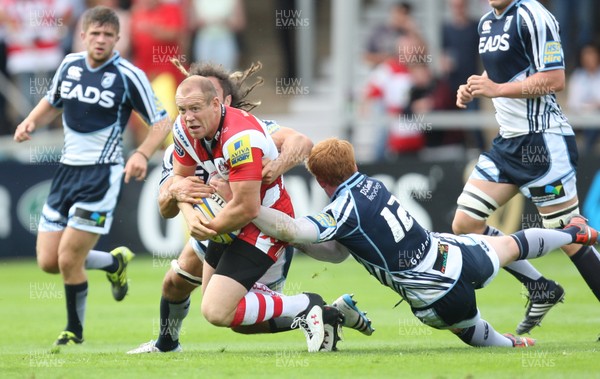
[1,251,599,379]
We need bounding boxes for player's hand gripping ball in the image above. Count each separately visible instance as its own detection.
[193,193,240,244]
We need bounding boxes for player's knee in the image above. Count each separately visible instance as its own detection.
[452,212,485,235]
[57,254,81,274]
[37,254,59,274]
[451,216,466,234]
[201,301,232,327]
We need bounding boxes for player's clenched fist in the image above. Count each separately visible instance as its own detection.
[14,120,36,143]
[456,84,474,109]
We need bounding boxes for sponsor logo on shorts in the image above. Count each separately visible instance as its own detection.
[228,135,253,167]
[529,180,565,203]
[73,208,107,227]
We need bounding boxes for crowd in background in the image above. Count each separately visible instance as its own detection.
[0,0,599,160]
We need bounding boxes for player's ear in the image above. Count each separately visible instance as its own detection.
[315,177,327,189]
[224,94,232,106]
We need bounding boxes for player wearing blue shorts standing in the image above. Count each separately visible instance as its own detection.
[453,0,600,335]
[13,6,171,345]
[128,62,372,354]
[251,137,598,348]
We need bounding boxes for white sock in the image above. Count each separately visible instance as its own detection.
[85,250,116,271]
[457,319,512,347]
[511,229,573,260]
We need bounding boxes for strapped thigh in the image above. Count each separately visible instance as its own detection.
[171,259,202,287]
[539,203,580,228]
[456,183,500,220]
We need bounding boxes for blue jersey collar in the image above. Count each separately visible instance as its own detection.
[85,50,120,72]
[332,172,363,200]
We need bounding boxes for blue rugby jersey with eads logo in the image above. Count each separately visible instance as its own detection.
[304,172,463,308]
[46,51,168,165]
[478,0,571,137]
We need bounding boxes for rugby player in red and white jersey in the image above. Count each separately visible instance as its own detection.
[169,75,331,352]
[129,62,373,354]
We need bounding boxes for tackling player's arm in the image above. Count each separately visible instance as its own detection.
[262,126,313,184]
[294,242,350,263]
[253,206,319,243]
[14,98,62,143]
[252,206,350,263]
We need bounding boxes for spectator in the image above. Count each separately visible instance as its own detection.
[441,0,484,150]
[130,0,186,81]
[61,0,87,55]
[0,19,10,135]
[0,0,72,128]
[568,43,600,154]
[129,0,187,146]
[363,1,422,67]
[362,35,427,160]
[275,0,297,78]
[191,0,246,70]
[406,63,465,154]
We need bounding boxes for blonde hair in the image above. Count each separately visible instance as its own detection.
[171,59,263,111]
[306,138,357,186]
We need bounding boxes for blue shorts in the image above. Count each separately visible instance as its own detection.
[412,234,499,329]
[39,164,123,234]
[470,133,578,207]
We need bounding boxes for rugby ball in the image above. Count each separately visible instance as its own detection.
[193,193,240,244]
